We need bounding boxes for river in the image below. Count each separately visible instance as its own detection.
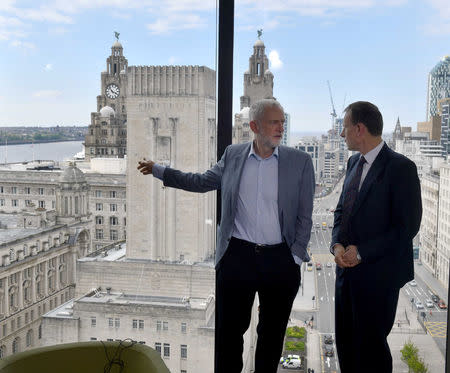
[0,141,84,164]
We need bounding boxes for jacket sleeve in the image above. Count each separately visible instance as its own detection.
[357,159,422,263]
[162,147,227,193]
[290,155,315,261]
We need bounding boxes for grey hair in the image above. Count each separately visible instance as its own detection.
[249,99,284,122]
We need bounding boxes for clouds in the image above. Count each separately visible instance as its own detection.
[147,13,207,34]
[44,64,53,71]
[33,90,62,98]
[269,50,283,69]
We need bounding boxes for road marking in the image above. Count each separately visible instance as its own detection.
[326,357,330,368]
[424,321,447,338]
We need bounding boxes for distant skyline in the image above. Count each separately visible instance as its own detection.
[1,0,449,134]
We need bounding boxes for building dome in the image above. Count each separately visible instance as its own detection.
[240,107,250,119]
[59,164,85,183]
[112,41,122,48]
[99,106,115,118]
[254,39,264,47]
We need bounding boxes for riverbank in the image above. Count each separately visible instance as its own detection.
[0,138,84,146]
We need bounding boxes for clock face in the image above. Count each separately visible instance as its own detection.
[106,83,120,99]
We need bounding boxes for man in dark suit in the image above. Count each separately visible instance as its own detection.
[138,99,315,373]
[331,101,422,373]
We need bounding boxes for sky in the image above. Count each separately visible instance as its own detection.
[0,0,449,134]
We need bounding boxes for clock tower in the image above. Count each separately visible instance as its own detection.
[85,36,128,161]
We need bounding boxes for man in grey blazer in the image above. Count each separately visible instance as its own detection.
[138,99,315,373]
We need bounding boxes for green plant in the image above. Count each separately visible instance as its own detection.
[285,326,306,339]
[400,340,428,373]
[284,341,305,351]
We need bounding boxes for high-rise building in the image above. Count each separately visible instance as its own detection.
[426,56,450,121]
[438,97,450,155]
[240,38,274,110]
[84,40,128,160]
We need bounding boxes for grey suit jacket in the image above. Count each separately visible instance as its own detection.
[163,142,315,267]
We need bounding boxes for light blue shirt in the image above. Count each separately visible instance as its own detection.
[232,142,282,244]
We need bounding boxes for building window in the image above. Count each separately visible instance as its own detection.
[139,320,144,330]
[95,190,102,197]
[38,188,44,195]
[12,337,19,354]
[181,370,187,373]
[90,337,97,341]
[181,323,187,334]
[95,216,104,225]
[0,345,4,358]
[38,324,42,339]
[156,321,161,331]
[108,318,114,328]
[25,187,31,194]
[110,230,118,241]
[110,191,117,198]
[181,345,187,359]
[96,203,103,211]
[26,330,33,347]
[91,317,96,327]
[96,229,104,240]
[163,343,170,358]
[38,201,45,209]
[30,310,34,320]
[110,216,118,225]
[163,321,168,331]
[110,204,117,212]
[0,186,3,193]
[115,318,120,328]
[12,199,18,207]
[25,200,32,206]
[11,187,17,194]
[0,199,4,206]
[132,319,138,329]
[155,343,161,355]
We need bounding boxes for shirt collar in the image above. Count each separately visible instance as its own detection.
[361,140,384,165]
[248,141,279,160]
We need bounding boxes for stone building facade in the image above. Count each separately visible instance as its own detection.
[126,64,217,263]
[0,165,91,358]
[0,163,126,251]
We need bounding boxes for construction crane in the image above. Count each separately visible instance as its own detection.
[327,80,337,119]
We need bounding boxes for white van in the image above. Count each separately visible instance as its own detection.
[283,358,301,369]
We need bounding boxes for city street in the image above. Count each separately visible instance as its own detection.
[279,178,446,373]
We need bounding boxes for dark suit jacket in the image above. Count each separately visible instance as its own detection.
[331,143,422,289]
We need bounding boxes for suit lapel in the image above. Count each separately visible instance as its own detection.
[277,147,288,223]
[352,144,389,216]
[230,143,251,213]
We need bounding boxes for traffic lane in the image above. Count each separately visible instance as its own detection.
[403,278,447,314]
[319,333,339,373]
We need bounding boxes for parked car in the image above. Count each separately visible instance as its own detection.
[306,262,313,272]
[415,300,424,309]
[324,334,333,344]
[324,345,334,357]
[425,299,434,308]
[316,262,322,270]
[431,294,440,303]
[438,300,447,309]
[326,262,332,268]
[409,280,417,287]
[283,359,301,369]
